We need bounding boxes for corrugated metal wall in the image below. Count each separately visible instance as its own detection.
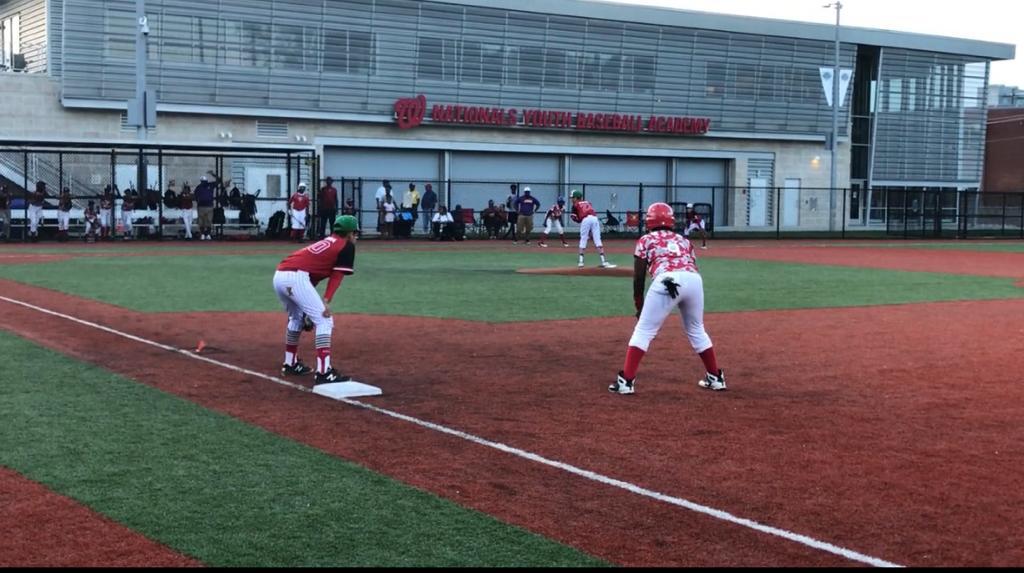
[58,0,856,137]
[873,49,988,184]
[1,0,46,73]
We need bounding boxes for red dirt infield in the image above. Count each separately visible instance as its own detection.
[0,467,199,567]
[2,273,1024,566]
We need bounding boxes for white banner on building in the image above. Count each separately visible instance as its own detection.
[820,67,854,108]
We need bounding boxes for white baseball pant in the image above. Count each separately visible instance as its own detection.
[290,210,307,230]
[122,210,134,235]
[100,209,112,229]
[181,209,194,239]
[544,219,564,235]
[58,211,71,231]
[629,270,713,354]
[685,221,705,237]
[578,214,603,250]
[28,205,43,234]
[272,270,334,336]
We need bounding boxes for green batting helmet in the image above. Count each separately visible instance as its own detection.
[333,215,359,235]
[571,189,583,200]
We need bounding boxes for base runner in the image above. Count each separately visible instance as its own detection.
[609,202,726,396]
[273,214,359,385]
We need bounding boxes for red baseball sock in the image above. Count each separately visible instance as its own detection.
[699,348,719,374]
[623,346,646,380]
[316,348,331,374]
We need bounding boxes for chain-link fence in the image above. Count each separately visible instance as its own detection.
[1,143,315,241]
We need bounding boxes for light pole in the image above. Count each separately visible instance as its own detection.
[135,0,149,141]
[824,1,842,232]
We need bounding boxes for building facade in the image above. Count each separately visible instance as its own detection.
[987,84,1024,108]
[0,0,1015,230]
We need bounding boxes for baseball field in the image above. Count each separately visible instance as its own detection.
[1,238,1023,567]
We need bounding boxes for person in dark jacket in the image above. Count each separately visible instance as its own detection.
[194,175,216,241]
[420,183,438,234]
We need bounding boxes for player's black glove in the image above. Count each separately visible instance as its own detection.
[662,277,681,299]
[302,314,315,332]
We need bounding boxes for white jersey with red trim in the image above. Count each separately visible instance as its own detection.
[634,230,699,278]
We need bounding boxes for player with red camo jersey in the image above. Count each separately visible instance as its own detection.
[609,202,726,395]
[569,189,615,269]
[273,214,359,385]
[288,183,311,242]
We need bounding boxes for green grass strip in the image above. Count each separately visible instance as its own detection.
[0,251,1020,321]
[0,331,606,567]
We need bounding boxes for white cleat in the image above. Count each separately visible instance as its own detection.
[578,261,585,269]
[600,262,617,269]
[698,370,727,391]
[609,372,636,395]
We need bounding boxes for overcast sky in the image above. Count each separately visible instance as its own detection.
[611,0,1022,87]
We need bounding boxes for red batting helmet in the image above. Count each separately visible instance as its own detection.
[645,202,675,231]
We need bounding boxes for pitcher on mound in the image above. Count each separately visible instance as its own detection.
[569,190,615,269]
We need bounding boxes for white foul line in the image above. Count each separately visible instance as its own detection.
[0,295,901,568]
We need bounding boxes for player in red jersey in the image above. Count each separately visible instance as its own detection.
[609,202,726,395]
[683,203,709,249]
[569,189,615,269]
[288,183,311,242]
[273,214,359,385]
[538,198,570,248]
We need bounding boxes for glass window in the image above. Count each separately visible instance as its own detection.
[633,54,655,93]
[273,24,303,69]
[323,28,348,74]
[705,61,726,98]
[887,78,902,112]
[196,17,218,65]
[162,13,193,63]
[417,37,442,79]
[349,31,373,75]
[223,19,244,66]
[482,43,503,84]
[545,48,566,89]
[242,21,271,68]
[735,63,756,100]
[600,54,621,91]
[105,8,135,60]
[519,45,543,87]
[462,40,481,83]
[1,14,20,68]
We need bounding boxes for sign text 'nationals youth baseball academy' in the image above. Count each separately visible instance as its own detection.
[394,95,711,136]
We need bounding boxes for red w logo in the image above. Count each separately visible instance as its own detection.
[394,95,427,129]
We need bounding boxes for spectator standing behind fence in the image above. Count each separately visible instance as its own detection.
[0,185,10,241]
[57,187,73,242]
[194,175,216,241]
[381,190,397,240]
[178,183,195,240]
[27,181,47,242]
[121,189,137,240]
[289,183,311,243]
[421,183,437,234]
[504,184,520,242]
[375,179,391,232]
[319,177,338,239]
[99,186,115,241]
[515,187,541,245]
[402,183,420,226]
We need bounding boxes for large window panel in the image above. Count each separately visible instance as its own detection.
[323,28,349,74]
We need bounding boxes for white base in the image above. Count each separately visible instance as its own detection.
[313,381,383,399]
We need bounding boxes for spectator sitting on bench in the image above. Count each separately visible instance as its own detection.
[431,205,456,241]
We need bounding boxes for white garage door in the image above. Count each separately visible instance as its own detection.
[569,156,669,218]
[450,152,561,212]
[676,159,728,227]
[324,147,442,213]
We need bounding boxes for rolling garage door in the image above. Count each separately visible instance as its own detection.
[676,159,728,227]
[449,152,561,212]
[568,156,669,217]
[324,147,442,215]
